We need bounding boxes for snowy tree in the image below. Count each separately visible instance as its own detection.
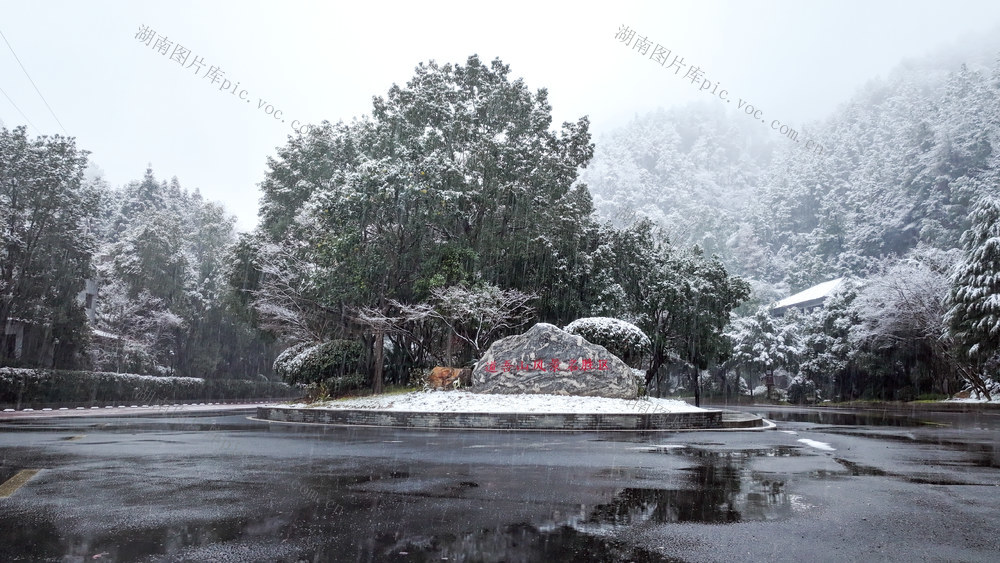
[247,239,340,345]
[727,307,802,399]
[393,284,537,361]
[641,244,750,406]
[851,247,970,399]
[245,55,599,389]
[586,217,750,403]
[93,168,270,379]
[797,281,859,400]
[0,126,96,368]
[90,278,183,374]
[947,196,1000,399]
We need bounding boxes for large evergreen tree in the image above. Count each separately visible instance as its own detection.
[728,307,802,399]
[0,126,96,368]
[247,55,598,388]
[947,195,1000,398]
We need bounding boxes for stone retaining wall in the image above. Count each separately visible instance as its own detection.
[256,406,724,430]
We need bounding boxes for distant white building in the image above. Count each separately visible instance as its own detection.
[771,278,844,317]
[2,319,24,360]
[77,278,98,324]
[2,279,98,362]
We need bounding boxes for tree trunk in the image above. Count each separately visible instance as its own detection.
[646,343,665,391]
[692,365,701,407]
[372,329,385,394]
[646,315,667,392]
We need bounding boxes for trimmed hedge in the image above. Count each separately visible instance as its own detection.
[0,367,301,408]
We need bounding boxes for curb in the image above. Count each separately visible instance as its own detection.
[255,406,770,431]
[0,403,266,420]
[0,397,299,412]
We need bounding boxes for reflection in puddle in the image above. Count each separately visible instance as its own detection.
[582,464,792,526]
[577,445,804,533]
[372,523,679,562]
[0,449,804,561]
[0,508,681,562]
[640,444,800,459]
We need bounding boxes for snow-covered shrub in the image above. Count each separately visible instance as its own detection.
[274,340,365,387]
[738,376,750,396]
[564,317,651,367]
[272,342,315,380]
[787,375,818,404]
[752,383,788,401]
[312,373,369,400]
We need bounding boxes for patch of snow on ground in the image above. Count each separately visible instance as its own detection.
[797,438,835,451]
[944,397,1000,404]
[278,390,706,413]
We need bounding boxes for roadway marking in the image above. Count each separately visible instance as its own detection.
[61,435,86,441]
[0,469,41,498]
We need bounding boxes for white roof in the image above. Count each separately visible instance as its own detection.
[91,329,122,340]
[773,278,844,310]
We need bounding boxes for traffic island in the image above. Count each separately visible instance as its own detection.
[256,406,735,430]
[254,391,772,431]
[255,323,772,431]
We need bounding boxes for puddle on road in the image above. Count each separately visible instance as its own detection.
[0,496,681,562]
[755,410,926,427]
[598,445,801,525]
[0,454,800,561]
[584,476,791,525]
[834,458,889,476]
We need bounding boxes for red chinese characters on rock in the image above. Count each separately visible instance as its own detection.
[484,359,611,373]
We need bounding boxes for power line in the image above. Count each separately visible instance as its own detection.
[0,27,67,134]
[0,82,39,133]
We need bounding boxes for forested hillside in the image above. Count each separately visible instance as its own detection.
[583,103,774,259]
[745,62,999,291]
[587,52,1000,294]
[585,46,1000,401]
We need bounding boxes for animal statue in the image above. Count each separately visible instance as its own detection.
[427,366,473,389]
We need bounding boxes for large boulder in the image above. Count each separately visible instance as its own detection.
[471,323,638,399]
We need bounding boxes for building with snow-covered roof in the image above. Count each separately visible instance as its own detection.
[770,278,844,317]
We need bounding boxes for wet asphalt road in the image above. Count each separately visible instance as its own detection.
[0,406,998,562]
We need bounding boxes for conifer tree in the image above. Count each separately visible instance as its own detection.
[947,196,1000,399]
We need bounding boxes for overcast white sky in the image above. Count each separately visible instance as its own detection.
[3,1,1000,230]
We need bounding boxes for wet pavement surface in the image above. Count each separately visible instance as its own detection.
[0,405,998,562]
